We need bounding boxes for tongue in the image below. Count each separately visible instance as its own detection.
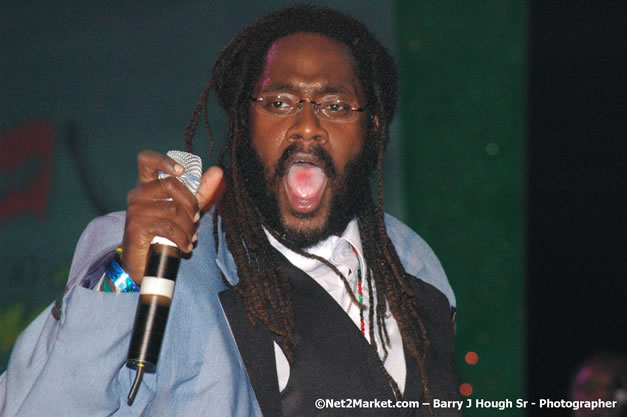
[285,163,327,200]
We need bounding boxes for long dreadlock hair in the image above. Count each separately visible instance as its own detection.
[184,5,435,414]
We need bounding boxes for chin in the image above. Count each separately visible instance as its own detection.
[277,202,332,250]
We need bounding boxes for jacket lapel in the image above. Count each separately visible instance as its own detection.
[219,288,282,417]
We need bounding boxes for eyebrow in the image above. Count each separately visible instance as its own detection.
[258,82,294,93]
[320,85,355,95]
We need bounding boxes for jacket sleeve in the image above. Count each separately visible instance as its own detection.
[0,212,146,416]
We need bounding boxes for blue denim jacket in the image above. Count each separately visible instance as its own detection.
[0,211,454,417]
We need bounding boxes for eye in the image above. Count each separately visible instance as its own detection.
[270,100,287,109]
[327,103,344,112]
[321,99,352,117]
[260,94,295,115]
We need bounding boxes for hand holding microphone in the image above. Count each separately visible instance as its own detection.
[122,150,223,284]
[121,150,223,405]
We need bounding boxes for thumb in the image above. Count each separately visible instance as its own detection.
[196,166,224,212]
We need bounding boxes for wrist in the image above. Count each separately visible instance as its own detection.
[101,246,140,293]
[119,245,145,285]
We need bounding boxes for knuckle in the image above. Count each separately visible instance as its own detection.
[163,176,182,191]
[152,221,176,239]
[153,199,177,215]
[126,188,140,204]
[137,150,152,166]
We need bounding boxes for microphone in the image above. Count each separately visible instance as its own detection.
[126,150,202,405]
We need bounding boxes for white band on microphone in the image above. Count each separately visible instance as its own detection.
[140,277,175,299]
[150,236,177,247]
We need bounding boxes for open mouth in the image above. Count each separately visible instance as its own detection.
[283,153,328,213]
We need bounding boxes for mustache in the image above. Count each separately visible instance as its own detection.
[274,143,337,179]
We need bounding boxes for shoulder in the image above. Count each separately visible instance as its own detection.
[66,212,127,287]
[77,211,127,246]
[384,213,456,309]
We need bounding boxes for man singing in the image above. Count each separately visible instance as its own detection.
[1,5,459,416]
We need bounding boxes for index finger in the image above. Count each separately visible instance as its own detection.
[136,150,185,184]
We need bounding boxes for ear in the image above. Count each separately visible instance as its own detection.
[370,114,381,130]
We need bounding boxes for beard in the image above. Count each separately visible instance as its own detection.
[237,139,372,250]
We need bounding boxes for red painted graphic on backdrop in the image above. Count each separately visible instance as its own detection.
[0,123,55,222]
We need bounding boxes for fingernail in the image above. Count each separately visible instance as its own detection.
[194,211,200,222]
[192,233,198,242]
[187,243,193,252]
[174,164,184,174]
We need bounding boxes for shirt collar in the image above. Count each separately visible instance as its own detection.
[264,219,364,275]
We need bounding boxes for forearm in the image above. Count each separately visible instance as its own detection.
[1,284,140,416]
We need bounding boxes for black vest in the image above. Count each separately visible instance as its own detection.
[219,252,460,417]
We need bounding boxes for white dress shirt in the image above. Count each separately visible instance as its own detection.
[265,219,407,394]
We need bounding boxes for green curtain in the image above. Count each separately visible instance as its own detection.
[397,1,526,415]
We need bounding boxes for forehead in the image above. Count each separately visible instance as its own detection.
[256,32,362,98]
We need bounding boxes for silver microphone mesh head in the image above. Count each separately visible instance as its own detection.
[161,150,202,195]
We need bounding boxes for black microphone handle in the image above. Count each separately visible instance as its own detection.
[127,242,181,370]
[126,241,181,404]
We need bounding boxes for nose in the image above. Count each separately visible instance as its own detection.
[286,101,328,143]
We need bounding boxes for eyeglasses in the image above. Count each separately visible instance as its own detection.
[250,93,366,122]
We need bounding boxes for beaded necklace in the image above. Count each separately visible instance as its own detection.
[351,245,366,335]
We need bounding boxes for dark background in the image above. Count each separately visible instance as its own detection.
[1,1,625,416]
[527,0,626,413]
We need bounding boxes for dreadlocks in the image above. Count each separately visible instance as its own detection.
[184,5,435,414]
